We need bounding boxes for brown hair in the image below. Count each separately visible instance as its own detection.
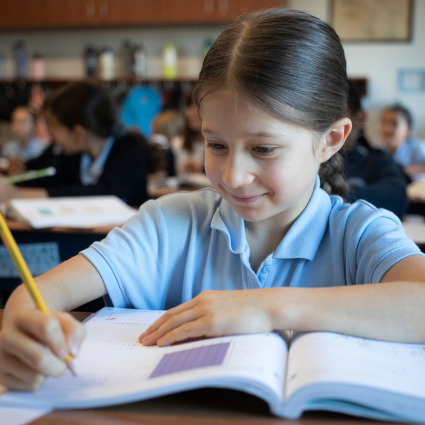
[182,89,201,153]
[44,81,117,138]
[193,9,348,196]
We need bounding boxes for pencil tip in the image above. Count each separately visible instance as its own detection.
[67,361,77,377]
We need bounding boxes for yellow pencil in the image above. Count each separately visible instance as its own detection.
[0,212,76,376]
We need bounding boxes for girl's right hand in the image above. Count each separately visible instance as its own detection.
[0,309,86,391]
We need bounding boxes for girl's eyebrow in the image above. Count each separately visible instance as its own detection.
[202,128,221,136]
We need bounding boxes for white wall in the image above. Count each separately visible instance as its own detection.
[0,0,424,141]
[287,0,425,142]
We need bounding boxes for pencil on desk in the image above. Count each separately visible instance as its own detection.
[0,212,76,376]
[4,167,56,184]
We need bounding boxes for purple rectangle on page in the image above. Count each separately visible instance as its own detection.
[149,342,230,379]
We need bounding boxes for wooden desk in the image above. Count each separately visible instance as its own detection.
[0,311,402,425]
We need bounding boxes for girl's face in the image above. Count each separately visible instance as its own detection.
[379,110,411,151]
[11,108,35,143]
[44,110,84,155]
[201,91,323,224]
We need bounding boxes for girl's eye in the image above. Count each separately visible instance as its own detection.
[253,146,275,155]
[207,142,227,151]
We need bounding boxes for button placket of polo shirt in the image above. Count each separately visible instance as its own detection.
[240,252,260,289]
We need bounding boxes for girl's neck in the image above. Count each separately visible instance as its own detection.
[85,134,110,159]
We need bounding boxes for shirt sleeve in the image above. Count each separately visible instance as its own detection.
[346,205,424,284]
[80,200,170,309]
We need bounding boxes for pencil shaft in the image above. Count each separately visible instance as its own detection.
[0,213,49,313]
[0,212,76,374]
[4,167,56,184]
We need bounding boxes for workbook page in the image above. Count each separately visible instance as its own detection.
[0,308,287,409]
[285,332,425,400]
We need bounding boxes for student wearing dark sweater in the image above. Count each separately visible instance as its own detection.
[0,82,148,206]
[344,80,408,217]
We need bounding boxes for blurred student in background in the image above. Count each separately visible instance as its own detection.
[2,106,45,173]
[381,105,425,178]
[170,91,205,175]
[0,81,149,206]
[344,80,408,217]
[150,109,184,178]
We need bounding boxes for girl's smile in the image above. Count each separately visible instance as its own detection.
[229,193,266,204]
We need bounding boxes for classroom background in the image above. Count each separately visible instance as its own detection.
[0,0,424,142]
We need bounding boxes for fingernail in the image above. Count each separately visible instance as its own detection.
[59,347,68,360]
[71,342,80,357]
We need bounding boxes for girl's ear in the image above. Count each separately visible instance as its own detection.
[319,117,352,163]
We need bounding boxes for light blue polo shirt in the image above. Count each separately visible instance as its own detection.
[81,176,422,310]
[392,138,425,167]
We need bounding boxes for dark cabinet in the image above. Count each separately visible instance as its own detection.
[0,0,285,29]
[158,0,284,24]
[96,0,160,25]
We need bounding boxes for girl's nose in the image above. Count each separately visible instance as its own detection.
[221,155,254,188]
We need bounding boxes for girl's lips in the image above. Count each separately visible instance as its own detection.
[229,193,264,204]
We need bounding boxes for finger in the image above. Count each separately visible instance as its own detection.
[156,319,209,347]
[0,372,45,392]
[16,310,69,360]
[140,300,196,340]
[52,312,87,357]
[1,327,67,377]
[0,350,45,388]
[141,308,200,346]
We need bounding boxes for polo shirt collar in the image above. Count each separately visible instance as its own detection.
[211,197,247,254]
[211,175,332,260]
[80,136,115,186]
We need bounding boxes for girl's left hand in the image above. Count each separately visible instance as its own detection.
[139,290,274,347]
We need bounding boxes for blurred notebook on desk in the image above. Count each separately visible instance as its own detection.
[7,196,137,229]
[1,307,425,423]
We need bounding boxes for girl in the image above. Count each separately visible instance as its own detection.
[0,82,149,206]
[2,9,425,392]
[380,105,425,176]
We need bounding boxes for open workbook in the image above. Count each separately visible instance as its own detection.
[1,307,425,422]
[7,196,137,229]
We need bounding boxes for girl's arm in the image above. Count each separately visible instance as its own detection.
[140,254,425,346]
[0,255,106,391]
